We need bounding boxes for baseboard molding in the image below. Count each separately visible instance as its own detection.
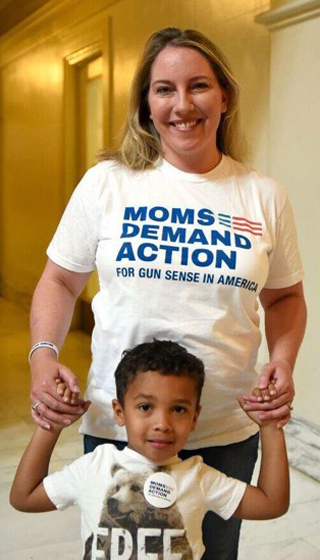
[284,416,320,482]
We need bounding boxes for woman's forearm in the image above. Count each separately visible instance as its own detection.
[264,290,307,370]
[247,283,307,426]
[29,260,91,427]
[30,259,91,349]
[30,274,78,350]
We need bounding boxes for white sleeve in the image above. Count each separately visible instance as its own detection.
[43,452,93,510]
[47,164,104,273]
[265,197,304,289]
[199,464,247,520]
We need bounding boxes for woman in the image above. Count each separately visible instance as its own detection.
[29,28,306,559]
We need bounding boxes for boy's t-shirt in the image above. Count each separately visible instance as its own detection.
[43,444,246,559]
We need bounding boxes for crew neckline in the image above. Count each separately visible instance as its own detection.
[122,446,181,467]
[158,154,229,183]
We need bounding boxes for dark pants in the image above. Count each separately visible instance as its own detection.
[84,432,259,560]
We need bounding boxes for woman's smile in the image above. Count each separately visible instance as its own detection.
[170,119,202,129]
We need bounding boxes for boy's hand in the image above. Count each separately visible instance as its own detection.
[250,382,276,403]
[55,378,80,405]
[49,379,91,433]
[238,384,278,427]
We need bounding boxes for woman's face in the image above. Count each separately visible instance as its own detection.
[148,46,227,173]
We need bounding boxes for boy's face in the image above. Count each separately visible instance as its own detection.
[112,370,201,462]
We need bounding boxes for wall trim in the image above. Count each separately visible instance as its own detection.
[0,0,119,68]
[285,415,320,482]
[255,0,320,30]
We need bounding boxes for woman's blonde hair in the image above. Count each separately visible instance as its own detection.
[101,27,246,169]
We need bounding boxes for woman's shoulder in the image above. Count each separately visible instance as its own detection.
[85,159,128,180]
[93,158,146,179]
[227,156,288,200]
[74,159,143,199]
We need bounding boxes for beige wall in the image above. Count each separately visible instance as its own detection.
[0,0,270,304]
[0,0,115,303]
[265,9,320,425]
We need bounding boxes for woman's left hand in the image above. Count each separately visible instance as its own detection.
[242,359,295,428]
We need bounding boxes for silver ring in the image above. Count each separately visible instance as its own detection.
[32,401,42,411]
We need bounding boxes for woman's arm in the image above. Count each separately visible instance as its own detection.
[30,258,91,429]
[245,281,307,427]
[259,281,306,372]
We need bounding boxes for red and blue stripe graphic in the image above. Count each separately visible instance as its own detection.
[218,213,262,236]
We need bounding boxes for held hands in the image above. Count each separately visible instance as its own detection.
[55,377,80,404]
[37,379,91,433]
[51,379,91,432]
[238,384,278,427]
[30,350,86,430]
[241,360,295,429]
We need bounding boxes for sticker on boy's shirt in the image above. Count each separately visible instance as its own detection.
[144,472,177,508]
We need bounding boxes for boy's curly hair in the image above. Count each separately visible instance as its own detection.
[114,339,205,407]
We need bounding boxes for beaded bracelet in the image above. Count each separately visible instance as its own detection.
[28,341,59,364]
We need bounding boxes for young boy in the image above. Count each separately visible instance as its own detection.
[10,340,289,560]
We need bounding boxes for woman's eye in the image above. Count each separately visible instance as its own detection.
[156,86,173,95]
[192,82,208,91]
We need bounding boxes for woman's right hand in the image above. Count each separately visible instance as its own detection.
[30,351,85,430]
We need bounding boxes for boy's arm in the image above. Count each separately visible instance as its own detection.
[233,394,289,520]
[10,386,90,513]
[233,424,289,519]
[9,426,61,512]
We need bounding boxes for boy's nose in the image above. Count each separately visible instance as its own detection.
[153,411,172,432]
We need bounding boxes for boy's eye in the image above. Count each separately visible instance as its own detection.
[174,406,187,414]
[138,404,151,412]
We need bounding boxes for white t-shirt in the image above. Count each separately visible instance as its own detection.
[44,445,246,560]
[47,155,304,447]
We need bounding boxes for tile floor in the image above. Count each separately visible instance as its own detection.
[1,298,320,559]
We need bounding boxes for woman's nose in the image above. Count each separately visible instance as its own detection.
[175,90,194,113]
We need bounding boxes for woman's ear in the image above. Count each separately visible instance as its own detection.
[112,399,125,427]
[221,88,228,114]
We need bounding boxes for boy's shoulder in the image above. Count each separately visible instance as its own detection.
[63,443,121,474]
[177,455,246,492]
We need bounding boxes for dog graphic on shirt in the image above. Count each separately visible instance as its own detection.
[84,463,193,560]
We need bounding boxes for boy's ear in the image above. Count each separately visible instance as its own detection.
[112,399,125,427]
[191,405,201,432]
